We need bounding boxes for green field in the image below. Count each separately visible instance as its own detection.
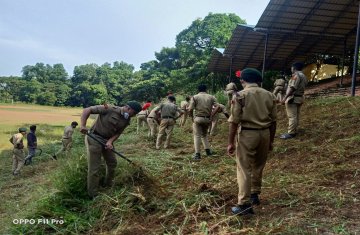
[1,99,359,234]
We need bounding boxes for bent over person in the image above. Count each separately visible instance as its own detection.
[10,127,27,175]
[80,101,142,198]
[227,68,277,215]
[53,121,78,159]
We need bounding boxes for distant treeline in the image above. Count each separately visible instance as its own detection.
[0,13,283,107]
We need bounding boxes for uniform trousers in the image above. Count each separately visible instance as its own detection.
[12,148,25,174]
[147,117,159,137]
[236,129,269,205]
[193,116,211,153]
[285,102,301,135]
[85,135,117,197]
[156,118,175,149]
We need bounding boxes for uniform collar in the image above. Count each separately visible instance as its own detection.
[198,92,207,94]
[244,83,259,89]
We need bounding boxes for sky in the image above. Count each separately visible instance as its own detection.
[0,0,269,76]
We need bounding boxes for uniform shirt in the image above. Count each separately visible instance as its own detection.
[27,130,37,149]
[12,133,25,149]
[147,107,158,118]
[63,126,75,139]
[229,83,277,129]
[213,104,227,119]
[89,105,130,139]
[226,82,237,91]
[288,71,307,96]
[153,102,183,118]
[189,92,217,117]
[137,110,148,117]
[180,100,189,110]
[274,79,285,87]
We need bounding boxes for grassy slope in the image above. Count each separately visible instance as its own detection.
[1,97,360,234]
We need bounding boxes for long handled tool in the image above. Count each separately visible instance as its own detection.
[86,132,135,166]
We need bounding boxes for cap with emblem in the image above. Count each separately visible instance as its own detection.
[240,68,262,83]
[127,101,142,114]
[19,127,27,133]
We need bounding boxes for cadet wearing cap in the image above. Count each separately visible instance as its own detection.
[188,84,217,160]
[153,96,183,149]
[53,121,79,159]
[10,127,27,175]
[280,62,308,139]
[227,68,277,215]
[80,101,141,198]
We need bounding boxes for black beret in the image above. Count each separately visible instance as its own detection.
[240,68,262,83]
[127,101,142,114]
[292,62,304,71]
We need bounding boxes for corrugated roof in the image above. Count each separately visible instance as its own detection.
[208,0,358,73]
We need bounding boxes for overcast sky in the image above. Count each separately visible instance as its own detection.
[0,0,269,76]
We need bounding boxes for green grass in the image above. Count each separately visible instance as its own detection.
[1,98,360,234]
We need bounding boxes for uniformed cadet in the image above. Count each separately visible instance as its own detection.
[280,62,308,139]
[80,101,142,198]
[225,81,238,106]
[179,96,191,127]
[189,84,217,160]
[147,106,160,138]
[273,76,286,101]
[227,68,277,215]
[136,109,149,134]
[10,127,27,175]
[154,96,183,149]
[53,121,78,159]
[208,103,229,136]
[24,125,37,165]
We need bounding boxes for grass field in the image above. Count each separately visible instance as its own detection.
[1,99,360,234]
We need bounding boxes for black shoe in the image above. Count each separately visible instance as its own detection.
[52,155,57,160]
[250,193,260,205]
[231,204,254,215]
[205,149,212,156]
[280,133,296,139]
[193,153,201,161]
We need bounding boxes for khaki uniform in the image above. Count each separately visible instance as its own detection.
[229,83,277,205]
[225,82,238,104]
[86,105,130,197]
[154,102,183,149]
[189,92,217,154]
[179,100,189,126]
[136,110,149,134]
[285,71,307,135]
[147,107,159,137]
[55,126,75,156]
[209,104,228,136]
[273,78,286,101]
[11,133,25,175]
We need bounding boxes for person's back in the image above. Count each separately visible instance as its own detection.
[192,93,216,117]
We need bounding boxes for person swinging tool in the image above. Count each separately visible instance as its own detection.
[80,101,142,199]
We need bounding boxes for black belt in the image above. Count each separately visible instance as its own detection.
[294,94,303,97]
[147,117,154,119]
[162,116,174,119]
[242,126,269,131]
[196,116,210,118]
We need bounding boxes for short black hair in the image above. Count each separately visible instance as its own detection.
[71,121,78,126]
[168,95,176,102]
[198,84,207,92]
[30,125,36,131]
[185,96,191,101]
